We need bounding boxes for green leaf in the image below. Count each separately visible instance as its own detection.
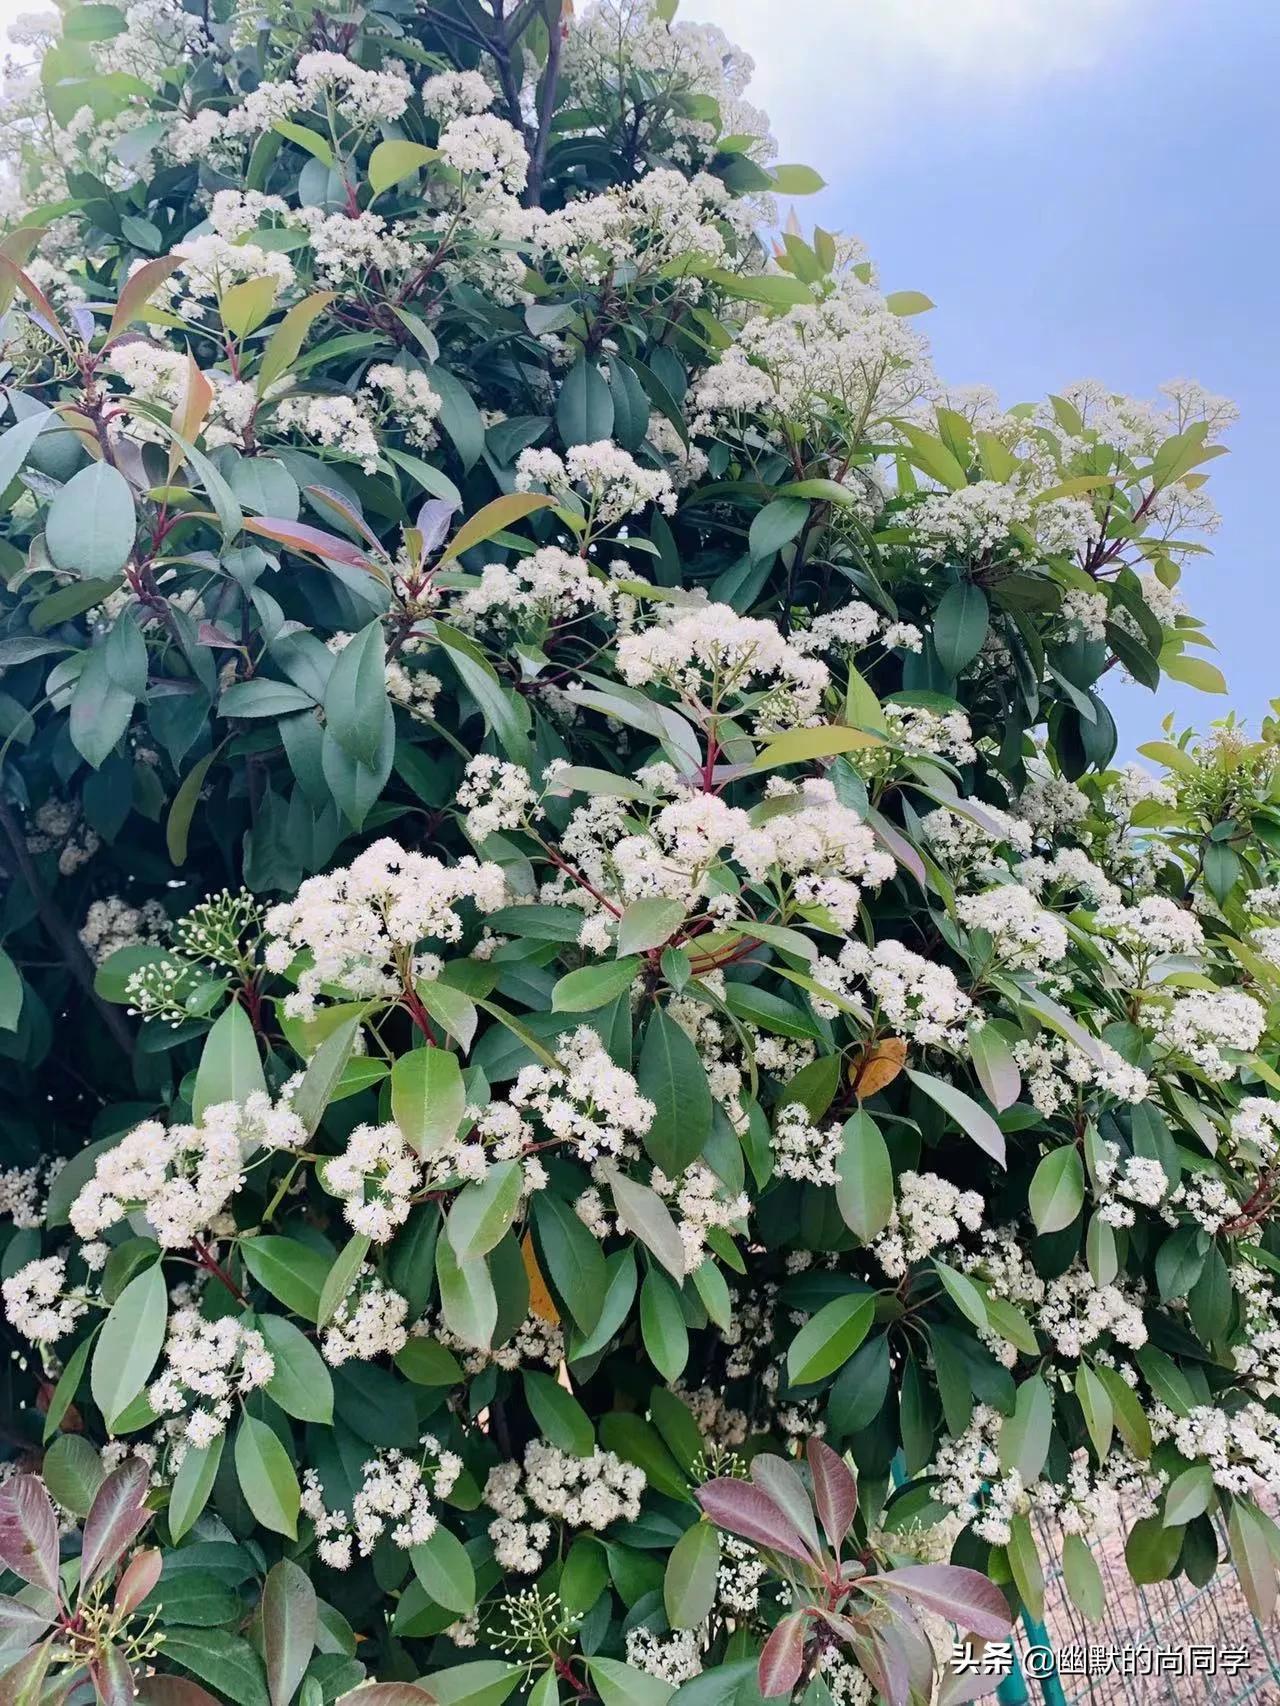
[748,497,808,562]
[552,958,640,1013]
[262,1558,317,1706]
[220,275,278,339]
[0,947,23,1032]
[1161,650,1227,694]
[0,407,52,491]
[46,462,136,579]
[411,1525,476,1615]
[324,621,388,767]
[369,139,439,193]
[968,1023,1020,1112]
[616,898,686,957]
[998,1376,1052,1482]
[640,1269,689,1381]
[258,291,335,396]
[1062,1532,1104,1623]
[835,1110,894,1243]
[1125,1514,1181,1585]
[663,1521,719,1630]
[395,1337,463,1386]
[435,1236,496,1348]
[159,1630,269,1706]
[290,1016,361,1137]
[753,723,882,770]
[69,646,134,769]
[242,1237,329,1323]
[1075,1364,1113,1462]
[168,1432,223,1542]
[608,1169,687,1282]
[522,1368,594,1456]
[41,1434,103,1518]
[556,358,615,448]
[448,1160,523,1259]
[316,1233,372,1329]
[636,1007,712,1176]
[257,1314,333,1424]
[91,1261,166,1431]
[588,1657,674,1706]
[428,1662,523,1706]
[1096,1365,1152,1459]
[166,741,226,866]
[769,163,825,194]
[883,290,935,316]
[932,582,989,677]
[785,1294,874,1385]
[234,1414,300,1539]
[933,1260,989,1331]
[219,679,317,718]
[1028,1145,1085,1234]
[391,1047,466,1156]
[533,1193,605,1334]
[193,1000,265,1120]
[905,1068,1005,1166]
[1164,1464,1214,1528]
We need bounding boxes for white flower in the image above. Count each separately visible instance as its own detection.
[874,1171,984,1277]
[957,883,1068,971]
[3,1255,85,1343]
[321,1269,410,1366]
[770,1103,842,1186]
[323,1123,421,1242]
[438,114,528,196]
[1153,988,1266,1081]
[516,441,675,527]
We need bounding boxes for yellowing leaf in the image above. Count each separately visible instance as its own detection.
[369,139,440,195]
[852,1037,906,1100]
[523,1234,560,1326]
[753,724,882,770]
[220,274,278,340]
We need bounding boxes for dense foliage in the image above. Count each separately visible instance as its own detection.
[0,1,1274,1703]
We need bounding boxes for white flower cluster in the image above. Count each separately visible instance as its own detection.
[625,1628,704,1686]
[438,114,528,196]
[957,883,1069,971]
[1155,1402,1280,1500]
[274,395,381,475]
[321,1269,410,1367]
[1093,894,1204,960]
[302,1436,462,1570]
[874,1171,984,1278]
[817,938,971,1047]
[323,1124,421,1242]
[458,546,623,634]
[68,1099,287,1246]
[78,895,169,964]
[507,1027,656,1167]
[770,1103,843,1186]
[149,1309,274,1447]
[646,1162,750,1272]
[615,602,828,725]
[516,442,676,527]
[456,756,540,843]
[484,1441,645,1574]
[1011,1035,1148,1117]
[1231,1097,1280,1163]
[1037,1266,1146,1358]
[882,703,976,766]
[263,839,506,1019]
[1152,988,1267,1081]
[911,482,1029,558]
[793,600,922,659]
[3,1254,85,1344]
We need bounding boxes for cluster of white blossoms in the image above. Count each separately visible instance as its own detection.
[484,1443,645,1573]
[1151,988,1267,1081]
[880,703,977,767]
[437,113,529,196]
[148,1311,274,1447]
[301,1436,462,1570]
[323,1124,421,1242]
[956,883,1069,971]
[507,1028,656,1168]
[528,168,733,285]
[1011,1035,1149,1118]
[455,755,541,844]
[1037,1267,1147,1358]
[78,894,168,965]
[321,1269,409,1367]
[1091,1142,1169,1228]
[770,1103,843,1186]
[625,1628,704,1686]
[457,546,628,636]
[691,279,932,442]
[910,481,1030,558]
[363,365,443,451]
[793,600,923,660]
[67,1098,292,1247]
[273,395,381,476]
[263,839,506,1018]
[2,1254,85,1344]
[515,442,676,527]
[873,1171,985,1280]
[1155,1403,1280,1500]
[615,602,829,728]
[645,1163,751,1273]
[1230,1096,1280,1163]
[1092,893,1205,961]
[327,630,441,719]
[815,938,971,1047]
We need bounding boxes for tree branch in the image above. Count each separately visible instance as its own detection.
[0,798,136,1061]
[525,0,564,207]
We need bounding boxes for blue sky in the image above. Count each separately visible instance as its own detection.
[694,0,1279,753]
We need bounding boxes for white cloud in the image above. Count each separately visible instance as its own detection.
[687,0,1149,163]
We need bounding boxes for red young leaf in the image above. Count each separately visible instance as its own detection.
[806,1437,857,1552]
[874,1565,1013,1642]
[114,1547,162,1616]
[696,1478,816,1565]
[136,1678,224,1706]
[90,1643,137,1706]
[757,1613,807,1699]
[0,1474,59,1596]
[339,1689,438,1705]
[242,514,378,573]
[81,1461,151,1593]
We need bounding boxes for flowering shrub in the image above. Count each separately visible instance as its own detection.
[0,0,1274,1702]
